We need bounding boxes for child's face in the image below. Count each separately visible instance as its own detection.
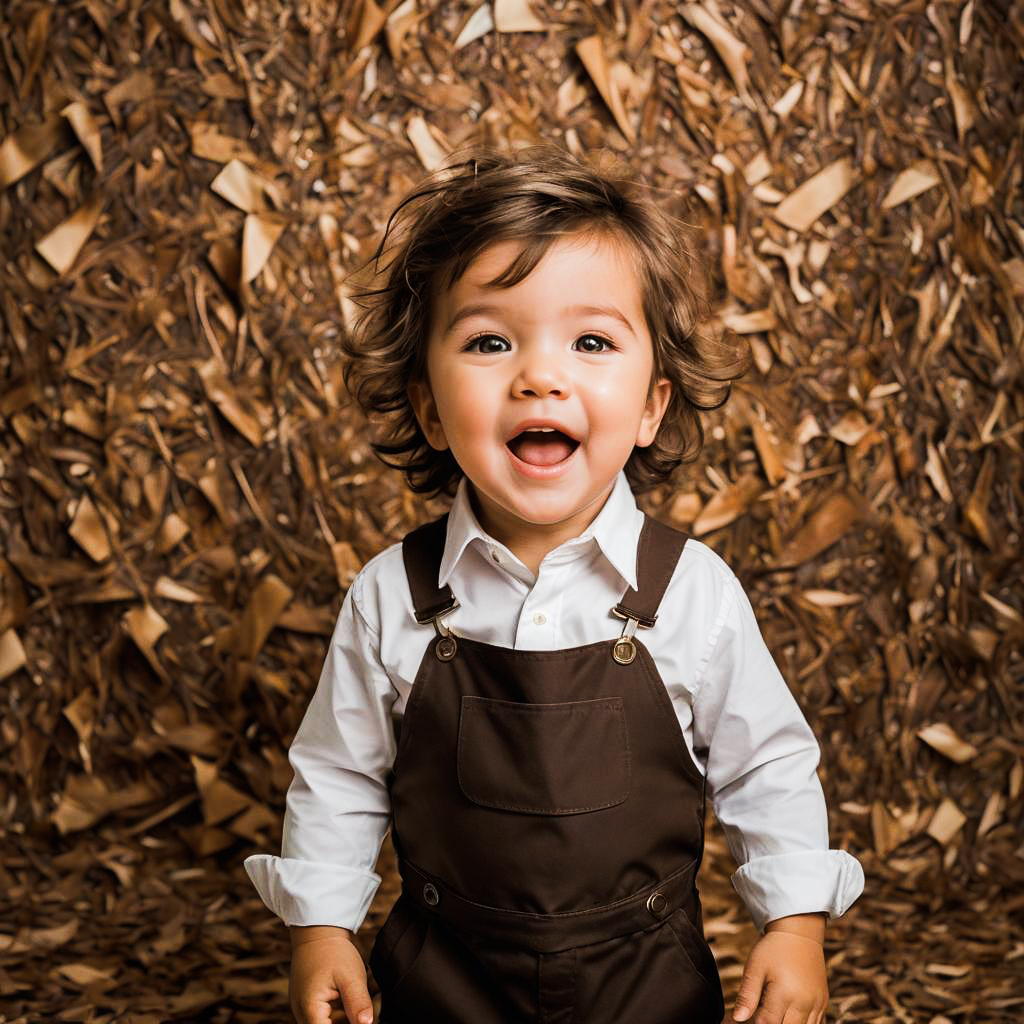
[409,231,671,546]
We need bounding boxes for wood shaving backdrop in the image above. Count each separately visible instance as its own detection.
[0,0,1021,1021]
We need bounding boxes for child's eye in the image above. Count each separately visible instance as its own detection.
[466,334,510,354]
[574,334,614,353]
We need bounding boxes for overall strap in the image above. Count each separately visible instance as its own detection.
[613,515,689,628]
[402,514,458,624]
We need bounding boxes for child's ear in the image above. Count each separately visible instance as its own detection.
[635,377,671,448]
[407,377,450,451]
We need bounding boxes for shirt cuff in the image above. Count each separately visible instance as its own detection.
[244,854,381,932]
[731,849,865,933]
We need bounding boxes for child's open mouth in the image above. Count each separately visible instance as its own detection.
[506,427,580,467]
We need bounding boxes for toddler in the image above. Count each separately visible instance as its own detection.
[245,147,864,1024]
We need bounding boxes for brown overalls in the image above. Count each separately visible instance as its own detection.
[368,513,725,1024]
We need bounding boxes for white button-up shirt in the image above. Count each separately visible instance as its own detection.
[245,472,864,933]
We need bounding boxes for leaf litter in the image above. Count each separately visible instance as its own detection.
[0,0,1022,1021]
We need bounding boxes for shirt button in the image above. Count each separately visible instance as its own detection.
[491,551,501,563]
[533,613,546,625]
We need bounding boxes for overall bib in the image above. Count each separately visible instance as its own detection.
[369,513,725,1024]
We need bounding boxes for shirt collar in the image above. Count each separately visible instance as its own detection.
[438,471,643,591]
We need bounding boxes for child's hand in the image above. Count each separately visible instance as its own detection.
[289,926,374,1024]
[732,914,828,1024]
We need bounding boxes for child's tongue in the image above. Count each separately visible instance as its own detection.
[509,430,576,466]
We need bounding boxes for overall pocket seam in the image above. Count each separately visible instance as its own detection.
[457,696,631,815]
[665,908,716,988]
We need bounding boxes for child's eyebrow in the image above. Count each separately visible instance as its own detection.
[563,304,637,336]
[444,303,637,336]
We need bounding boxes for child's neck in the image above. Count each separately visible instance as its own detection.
[468,484,612,577]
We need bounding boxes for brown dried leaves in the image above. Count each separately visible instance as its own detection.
[1,0,1022,1018]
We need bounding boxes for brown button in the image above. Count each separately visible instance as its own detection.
[435,636,457,661]
[423,882,440,907]
[646,890,667,917]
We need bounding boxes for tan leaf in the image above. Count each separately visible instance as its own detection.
[980,590,1023,628]
[156,513,190,554]
[881,160,941,209]
[576,36,635,143]
[774,491,863,567]
[0,920,79,955]
[353,0,387,51]
[772,80,803,118]
[773,158,855,232]
[55,963,116,986]
[916,723,979,764]
[750,419,787,485]
[871,801,912,857]
[68,493,112,562]
[0,628,26,682]
[227,802,279,841]
[52,774,157,834]
[964,450,995,548]
[190,123,257,164]
[406,114,450,171]
[743,151,772,186]
[802,589,863,607]
[385,0,420,62]
[62,689,97,774]
[197,358,267,446]
[829,410,871,446]
[680,3,751,101]
[977,791,1004,838]
[494,0,546,32]
[191,755,251,825]
[721,308,777,334]
[61,102,102,172]
[35,196,104,275]
[211,158,267,213]
[153,576,208,603]
[455,4,494,49]
[0,115,64,188]
[924,441,954,503]
[241,213,287,284]
[925,963,972,978]
[236,574,294,660]
[277,603,337,636]
[557,74,588,120]
[944,56,974,140]
[122,603,169,681]
[103,71,155,123]
[926,798,966,846]
[692,476,763,535]
[160,723,221,758]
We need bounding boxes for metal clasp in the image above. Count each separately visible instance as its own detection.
[612,616,639,664]
[433,613,457,661]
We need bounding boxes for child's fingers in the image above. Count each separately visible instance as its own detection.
[294,996,332,1024]
[731,958,767,1022]
[333,973,374,1024]
[780,1001,824,1024]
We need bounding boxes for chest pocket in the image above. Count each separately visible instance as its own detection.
[457,695,631,815]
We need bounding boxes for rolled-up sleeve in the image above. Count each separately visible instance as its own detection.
[692,573,864,933]
[244,578,397,932]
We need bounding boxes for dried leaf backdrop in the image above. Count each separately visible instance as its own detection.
[0,0,1022,1021]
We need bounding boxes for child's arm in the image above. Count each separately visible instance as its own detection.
[690,571,863,1021]
[732,913,827,1024]
[244,574,399,1024]
[290,926,374,1024]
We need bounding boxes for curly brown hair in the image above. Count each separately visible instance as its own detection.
[341,146,751,496]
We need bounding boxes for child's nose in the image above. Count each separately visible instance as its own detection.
[512,351,568,399]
